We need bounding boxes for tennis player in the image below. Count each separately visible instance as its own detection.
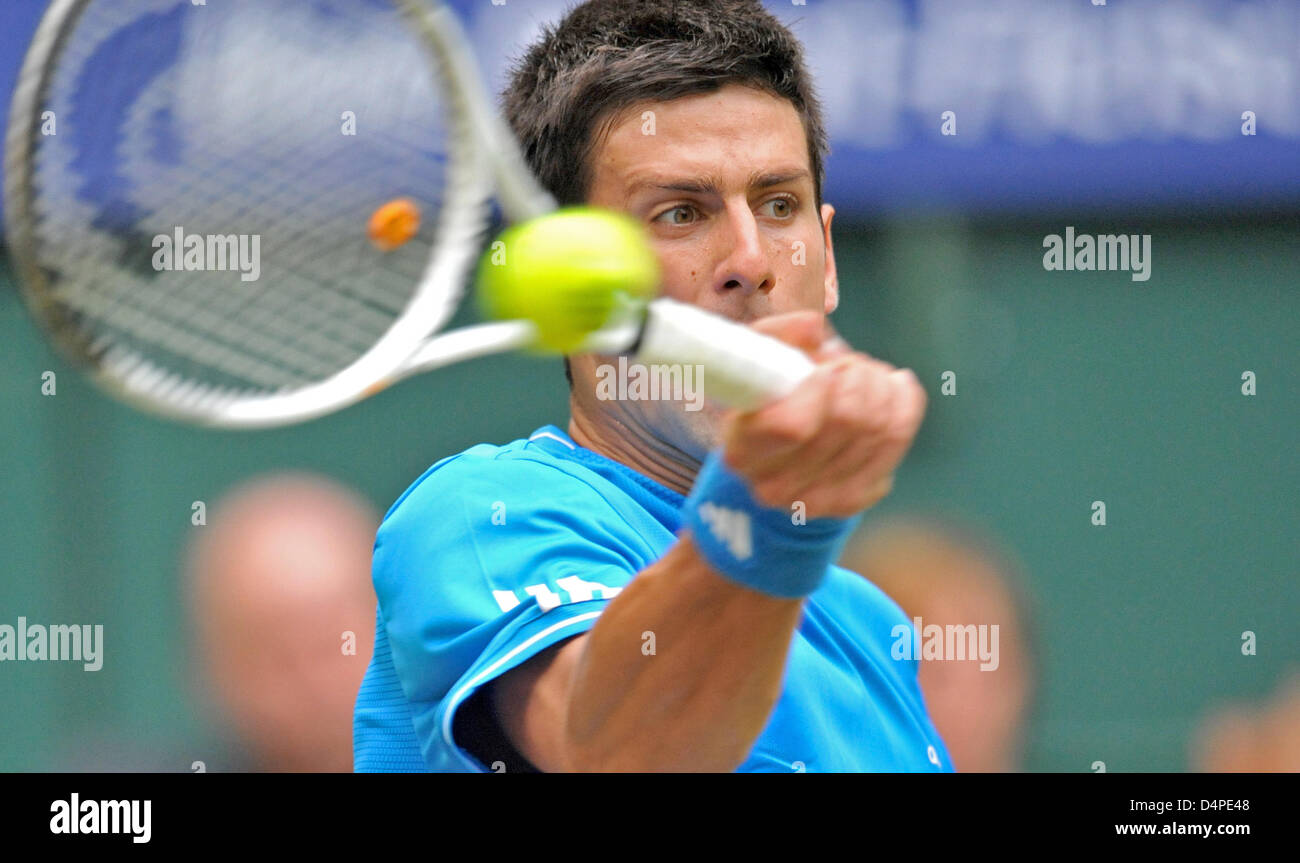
[354,0,951,772]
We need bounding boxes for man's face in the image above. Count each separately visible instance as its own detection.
[572,83,839,459]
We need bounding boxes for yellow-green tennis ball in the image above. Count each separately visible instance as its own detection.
[477,206,660,353]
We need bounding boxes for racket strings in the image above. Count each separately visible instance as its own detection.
[112,53,436,377]
[21,0,456,395]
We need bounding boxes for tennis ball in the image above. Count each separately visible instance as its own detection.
[477,207,660,353]
[368,198,421,251]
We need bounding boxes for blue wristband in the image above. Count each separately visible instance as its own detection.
[681,450,860,598]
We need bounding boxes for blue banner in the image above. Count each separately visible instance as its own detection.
[3,0,1298,225]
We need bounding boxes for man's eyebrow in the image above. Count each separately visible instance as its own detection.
[627,169,811,196]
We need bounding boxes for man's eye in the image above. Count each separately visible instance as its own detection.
[762,197,796,218]
[654,205,698,225]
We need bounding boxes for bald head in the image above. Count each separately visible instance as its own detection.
[187,474,379,772]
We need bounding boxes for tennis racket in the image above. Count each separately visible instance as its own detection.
[4,0,816,429]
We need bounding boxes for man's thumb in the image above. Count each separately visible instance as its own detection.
[748,310,827,355]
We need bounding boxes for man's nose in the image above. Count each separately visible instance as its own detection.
[715,204,775,297]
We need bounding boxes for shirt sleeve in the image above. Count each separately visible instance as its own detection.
[372,448,662,772]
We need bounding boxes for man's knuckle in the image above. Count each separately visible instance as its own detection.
[882,416,916,445]
[760,414,816,446]
[913,382,929,415]
[825,401,860,435]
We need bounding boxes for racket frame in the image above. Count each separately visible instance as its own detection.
[4,0,544,428]
[6,0,819,429]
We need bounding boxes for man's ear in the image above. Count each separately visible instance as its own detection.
[820,203,839,315]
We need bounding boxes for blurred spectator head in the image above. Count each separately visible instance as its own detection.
[842,517,1036,772]
[1192,670,1300,772]
[185,473,378,771]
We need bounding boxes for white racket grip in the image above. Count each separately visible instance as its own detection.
[634,298,817,411]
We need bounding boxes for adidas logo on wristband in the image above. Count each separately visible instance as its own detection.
[696,502,753,561]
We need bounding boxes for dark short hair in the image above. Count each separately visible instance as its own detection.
[503,0,830,209]
[503,0,830,389]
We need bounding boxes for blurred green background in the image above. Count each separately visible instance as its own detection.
[1,213,1296,772]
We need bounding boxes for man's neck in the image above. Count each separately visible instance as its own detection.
[567,404,703,497]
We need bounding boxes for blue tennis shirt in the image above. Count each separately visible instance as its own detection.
[354,425,952,772]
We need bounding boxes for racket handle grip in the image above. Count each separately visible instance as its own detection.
[633,298,817,411]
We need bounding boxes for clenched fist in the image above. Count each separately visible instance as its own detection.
[721,311,927,520]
